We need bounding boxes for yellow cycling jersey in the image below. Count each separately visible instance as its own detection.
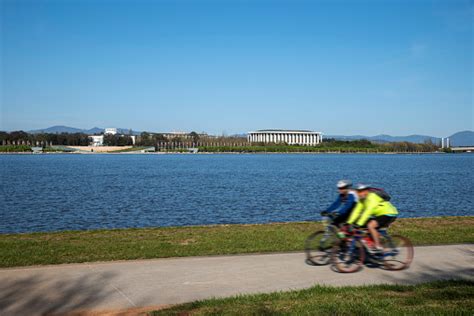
[347,192,398,226]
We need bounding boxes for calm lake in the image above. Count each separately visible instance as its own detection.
[1,153,473,233]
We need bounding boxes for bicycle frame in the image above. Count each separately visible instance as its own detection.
[333,227,413,272]
[378,230,400,258]
[343,229,399,260]
[322,216,337,231]
[316,217,336,245]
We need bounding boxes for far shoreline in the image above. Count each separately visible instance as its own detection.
[0,151,454,155]
[2,214,473,236]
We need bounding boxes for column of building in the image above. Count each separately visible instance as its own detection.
[251,132,325,145]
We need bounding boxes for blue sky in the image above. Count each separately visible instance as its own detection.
[1,0,472,136]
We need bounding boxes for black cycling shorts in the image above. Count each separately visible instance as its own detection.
[374,215,397,228]
[332,214,349,227]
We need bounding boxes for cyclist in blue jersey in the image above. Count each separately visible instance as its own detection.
[321,180,358,227]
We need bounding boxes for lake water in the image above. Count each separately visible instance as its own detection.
[1,153,473,233]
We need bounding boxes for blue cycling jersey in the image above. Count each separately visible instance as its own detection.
[326,191,358,216]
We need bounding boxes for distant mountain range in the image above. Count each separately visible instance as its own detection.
[327,131,474,146]
[448,131,474,147]
[28,125,139,135]
[326,134,440,144]
[26,126,474,146]
[324,131,474,146]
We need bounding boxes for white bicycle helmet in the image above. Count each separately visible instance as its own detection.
[354,183,370,191]
[337,180,352,189]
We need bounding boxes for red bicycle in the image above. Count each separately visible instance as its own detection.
[331,227,414,273]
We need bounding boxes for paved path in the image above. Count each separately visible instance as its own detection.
[1,244,473,315]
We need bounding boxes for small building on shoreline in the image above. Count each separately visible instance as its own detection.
[161,131,208,140]
[88,128,136,146]
[89,135,104,146]
[248,129,322,146]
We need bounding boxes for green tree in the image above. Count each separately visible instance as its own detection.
[103,134,117,146]
[190,131,200,143]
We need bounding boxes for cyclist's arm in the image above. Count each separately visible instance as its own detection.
[347,201,363,224]
[356,196,378,226]
[337,193,356,216]
[326,196,341,213]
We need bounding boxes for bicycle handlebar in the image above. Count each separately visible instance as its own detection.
[320,211,338,218]
[339,227,368,237]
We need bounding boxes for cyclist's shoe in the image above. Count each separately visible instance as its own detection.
[367,246,384,255]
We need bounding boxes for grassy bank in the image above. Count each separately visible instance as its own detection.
[42,147,66,152]
[151,280,473,315]
[109,146,148,153]
[197,140,439,153]
[0,216,472,268]
[197,145,433,153]
[0,145,32,152]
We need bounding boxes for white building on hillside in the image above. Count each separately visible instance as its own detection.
[104,128,118,135]
[248,129,322,145]
[89,128,136,146]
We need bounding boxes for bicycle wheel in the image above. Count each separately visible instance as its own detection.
[381,234,414,271]
[304,229,337,265]
[331,239,365,273]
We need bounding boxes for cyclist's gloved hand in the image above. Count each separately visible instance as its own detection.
[352,224,362,234]
[346,224,360,233]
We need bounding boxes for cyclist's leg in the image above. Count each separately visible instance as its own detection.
[372,216,397,249]
[367,219,381,249]
[332,215,345,227]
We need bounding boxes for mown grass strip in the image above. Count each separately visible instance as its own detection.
[108,146,149,153]
[150,280,474,315]
[0,216,472,268]
[0,145,32,152]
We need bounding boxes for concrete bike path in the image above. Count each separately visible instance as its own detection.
[1,244,472,315]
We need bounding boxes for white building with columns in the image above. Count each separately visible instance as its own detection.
[248,129,322,145]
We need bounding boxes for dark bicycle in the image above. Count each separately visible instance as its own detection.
[304,213,342,265]
[331,227,414,273]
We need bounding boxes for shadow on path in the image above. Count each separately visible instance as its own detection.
[380,262,474,285]
[0,271,117,316]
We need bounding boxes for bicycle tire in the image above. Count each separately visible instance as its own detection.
[331,239,365,273]
[382,234,414,271]
[304,229,337,266]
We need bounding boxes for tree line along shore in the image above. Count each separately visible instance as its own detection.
[0,130,450,153]
[0,216,471,268]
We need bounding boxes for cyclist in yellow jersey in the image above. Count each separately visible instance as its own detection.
[347,184,398,252]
